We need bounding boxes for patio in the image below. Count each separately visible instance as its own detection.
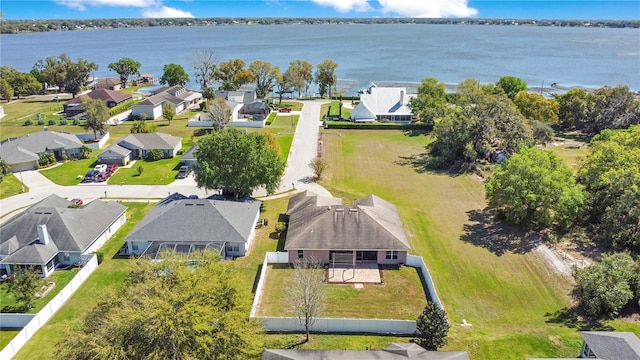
[327,263,382,284]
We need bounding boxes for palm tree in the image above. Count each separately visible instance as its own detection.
[130,119,148,133]
[82,98,108,140]
[0,159,9,175]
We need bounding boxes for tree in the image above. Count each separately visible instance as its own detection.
[573,252,640,317]
[0,78,14,101]
[136,165,144,176]
[39,152,56,167]
[249,60,279,99]
[590,85,640,134]
[130,119,148,133]
[275,68,294,104]
[193,128,285,199]
[82,98,108,140]
[497,76,527,100]
[202,87,216,102]
[205,98,232,131]
[108,57,141,88]
[0,159,8,183]
[513,90,559,124]
[409,77,449,125]
[214,58,255,91]
[413,301,449,351]
[61,55,98,98]
[315,59,338,98]
[486,147,584,230]
[286,257,326,343]
[160,63,190,87]
[287,60,313,97]
[309,157,328,180]
[7,266,44,310]
[192,47,219,90]
[162,102,175,125]
[578,125,640,252]
[80,145,92,159]
[55,252,264,359]
[3,71,40,99]
[556,87,596,130]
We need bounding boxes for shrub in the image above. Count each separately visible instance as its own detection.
[326,121,433,131]
[38,152,56,166]
[61,154,69,161]
[59,119,68,125]
[275,222,287,233]
[94,251,104,265]
[24,119,33,126]
[136,165,144,176]
[72,118,81,126]
[146,149,164,161]
[37,119,45,125]
[47,119,56,125]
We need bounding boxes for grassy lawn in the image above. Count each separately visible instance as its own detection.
[40,155,98,185]
[0,329,21,349]
[13,202,154,359]
[0,174,28,199]
[273,101,303,111]
[0,268,79,314]
[313,129,640,358]
[107,157,182,185]
[257,264,425,319]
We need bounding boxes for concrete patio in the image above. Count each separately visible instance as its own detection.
[326,263,382,284]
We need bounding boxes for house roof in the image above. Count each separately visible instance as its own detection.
[96,77,121,87]
[217,90,256,104]
[136,92,184,106]
[98,143,131,158]
[262,343,470,360]
[125,196,261,246]
[0,131,83,165]
[119,133,181,151]
[352,86,415,119]
[181,144,198,162]
[241,101,268,114]
[0,195,126,263]
[580,331,640,359]
[1,240,59,265]
[285,191,411,251]
[65,88,131,105]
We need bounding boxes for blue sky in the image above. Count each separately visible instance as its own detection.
[1,0,638,20]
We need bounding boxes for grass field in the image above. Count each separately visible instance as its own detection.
[0,268,79,314]
[0,174,27,199]
[40,155,98,185]
[107,157,183,185]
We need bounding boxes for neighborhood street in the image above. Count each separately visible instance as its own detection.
[0,100,331,219]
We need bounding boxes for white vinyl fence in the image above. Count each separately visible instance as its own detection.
[250,252,443,334]
[0,255,98,360]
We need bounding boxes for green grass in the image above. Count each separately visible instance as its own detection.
[107,157,182,185]
[12,202,154,359]
[0,268,80,314]
[257,265,425,319]
[0,174,27,199]
[274,101,303,111]
[40,155,98,185]
[0,329,21,349]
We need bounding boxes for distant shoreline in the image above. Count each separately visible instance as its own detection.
[2,17,639,34]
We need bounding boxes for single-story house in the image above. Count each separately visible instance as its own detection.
[131,86,202,120]
[0,195,127,278]
[351,85,416,123]
[284,191,411,265]
[180,144,198,167]
[97,142,132,165]
[578,331,640,359]
[0,130,84,172]
[125,193,261,259]
[63,88,132,117]
[217,90,257,104]
[263,343,470,360]
[94,77,122,91]
[103,133,182,161]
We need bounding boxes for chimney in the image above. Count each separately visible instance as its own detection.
[399,90,405,105]
[37,224,51,245]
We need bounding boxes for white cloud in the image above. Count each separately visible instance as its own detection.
[141,5,194,18]
[54,0,158,11]
[377,0,478,18]
[311,0,372,13]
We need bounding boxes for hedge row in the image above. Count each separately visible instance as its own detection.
[325,121,433,131]
[109,99,139,117]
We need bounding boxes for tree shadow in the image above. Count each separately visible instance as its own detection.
[402,129,430,137]
[460,208,538,256]
[395,153,431,174]
[545,307,614,331]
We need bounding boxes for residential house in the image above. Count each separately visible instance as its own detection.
[98,133,181,163]
[263,343,470,360]
[63,88,132,117]
[351,84,416,123]
[180,144,198,168]
[131,86,202,120]
[284,191,411,265]
[125,193,261,259]
[0,195,127,278]
[191,90,267,128]
[137,74,156,84]
[0,130,84,172]
[94,77,122,91]
[578,331,640,359]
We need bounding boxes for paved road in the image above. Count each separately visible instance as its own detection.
[0,100,332,219]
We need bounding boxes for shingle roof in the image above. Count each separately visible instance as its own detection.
[285,191,411,251]
[580,331,640,360]
[125,197,261,245]
[0,195,127,260]
[262,343,470,360]
[136,92,183,106]
[0,131,83,165]
[119,133,181,151]
[1,241,59,265]
[98,143,131,158]
[65,88,131,105]
[353,86,415,119]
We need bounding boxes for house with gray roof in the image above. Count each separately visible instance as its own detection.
[0,130,84,172]
[125,193,261,259]
[579,331,640,359]
[103,133,182,161]
[0,195,127,277]
[351,84,416,123]
[285,191,411,265]
[131,86,202,120]
[263,342,470,360]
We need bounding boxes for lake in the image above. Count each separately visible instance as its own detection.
[1,24,639,94]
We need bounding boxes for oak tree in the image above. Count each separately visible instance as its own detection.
[314,59,338,98]
[160,63,190,87]
[82,98,108,139]
[107,57,141,88]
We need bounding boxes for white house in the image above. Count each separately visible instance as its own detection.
[351,85,416,123]
[131,86,202,120]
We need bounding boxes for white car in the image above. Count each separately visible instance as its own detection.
[94,164,107,173]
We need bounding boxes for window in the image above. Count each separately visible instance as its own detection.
[297,250,304,259]
[385,251,398,260]
[132,243,139,251]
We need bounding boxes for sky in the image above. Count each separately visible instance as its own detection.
[1,0,638,20]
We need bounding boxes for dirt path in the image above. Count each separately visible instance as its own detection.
[534,243,592,279]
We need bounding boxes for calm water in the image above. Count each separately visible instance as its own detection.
[1,24,639,94]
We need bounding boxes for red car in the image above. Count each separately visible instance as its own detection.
[278,107,292,113]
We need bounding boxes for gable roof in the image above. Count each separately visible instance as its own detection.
[65,88,131,105]
[0,195,127,262]
[580,331,640,359]
[98,143,132,158]
[217,90,256,104]
[0,131,83,165]
[285,191,411,251]
[95,77,121,87]
[353,86,415,119]
[136,91,184,106]
[119,133,181,151]
[262,343,470,360]
[125,196,261,245]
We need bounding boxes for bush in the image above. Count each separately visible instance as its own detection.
[37,119,45,125]
[72,118,81,125]
[48,119,56,125]
[59,119,68,125]
[24,119,33,126]
[325,121,432,131]
[275,222,287,233]
[38,152,56,166]
[94,251,104,265]
[146,149,164,161]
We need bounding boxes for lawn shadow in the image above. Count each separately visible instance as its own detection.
[461,208,538,256]
[545,307,614,331]
[395,153,467,178]
[401,129,430,137]
[276,233,287,251]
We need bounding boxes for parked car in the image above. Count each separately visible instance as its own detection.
[84,170,99,182]
[278,107,292,113]
[176,165,189,179]
[94,164,107,173]
[70,198,83,206]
